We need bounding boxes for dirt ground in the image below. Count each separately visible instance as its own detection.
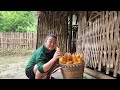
[0,53,63,79]
[0,54,31,79]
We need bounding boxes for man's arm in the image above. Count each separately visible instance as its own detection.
[42,51,61,72]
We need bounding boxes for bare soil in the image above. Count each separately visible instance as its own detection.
[0,54,31,79]
[0,53,63,79]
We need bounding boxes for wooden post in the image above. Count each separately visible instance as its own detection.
[66,13,68,52]
[69,11,72,53]
[36,15,39,49]
[84,68,116,79]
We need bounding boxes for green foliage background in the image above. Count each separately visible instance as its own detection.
[0,11,37,32]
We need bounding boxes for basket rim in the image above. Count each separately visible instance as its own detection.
[59,62,85,68]
[59,62,84,66]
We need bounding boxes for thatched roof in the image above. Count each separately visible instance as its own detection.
[37,11,79,18]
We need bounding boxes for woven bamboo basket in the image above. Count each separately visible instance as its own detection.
[60,63,84,79]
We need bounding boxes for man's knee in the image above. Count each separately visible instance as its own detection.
[33,64,48,79]
[33,64,38,74]
[35,70,48,79]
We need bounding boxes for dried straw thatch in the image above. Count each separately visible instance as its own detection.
[36,11,69,53]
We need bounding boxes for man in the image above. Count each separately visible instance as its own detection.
[25,34,61,79]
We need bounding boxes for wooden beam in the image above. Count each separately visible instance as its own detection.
[88,11,101,21]
[84,68,116,79]
[89,13,101,21]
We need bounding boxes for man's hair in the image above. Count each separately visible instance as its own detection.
[44,34,57,43]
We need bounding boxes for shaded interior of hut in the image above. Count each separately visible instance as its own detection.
[36,11,120,79]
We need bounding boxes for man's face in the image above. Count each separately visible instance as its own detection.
[45,36,57,51]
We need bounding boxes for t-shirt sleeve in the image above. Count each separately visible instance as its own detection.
[36,52,47,73]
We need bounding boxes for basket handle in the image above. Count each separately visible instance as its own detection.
[51,67,62,74]
[49,67,62,79]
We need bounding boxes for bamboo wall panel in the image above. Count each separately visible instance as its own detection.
[77,11,120,77]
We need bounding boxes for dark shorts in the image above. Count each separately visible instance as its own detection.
[26,66,35,79]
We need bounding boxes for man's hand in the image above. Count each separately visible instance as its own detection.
[52,51,62,61]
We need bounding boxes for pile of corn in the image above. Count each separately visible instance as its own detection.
[56,47,84,64]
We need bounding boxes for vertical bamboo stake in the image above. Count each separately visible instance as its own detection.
[106,12,110,74]
[113,49,119,77]
[117,12,120,74]
[110,12,114,69]
[98,46,103,71]
[113,11,120,77]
